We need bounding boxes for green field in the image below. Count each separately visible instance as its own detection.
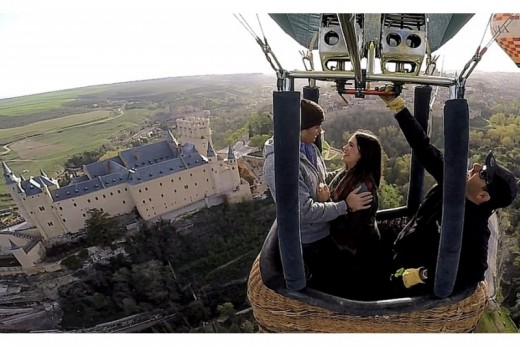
[0,96,149,208]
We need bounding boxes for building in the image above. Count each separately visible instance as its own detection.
[1,117,252,269]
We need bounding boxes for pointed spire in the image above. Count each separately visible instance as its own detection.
[38,177,51,195]
[168,130,179,146]
[227,145,236,160]
[207,142,216,157]
[2,161,12,176]
[2,161,20,184]
[9,239,21,250]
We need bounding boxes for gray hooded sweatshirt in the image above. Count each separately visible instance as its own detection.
[263,137,348,244]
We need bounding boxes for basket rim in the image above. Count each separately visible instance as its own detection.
[259,222,485,317]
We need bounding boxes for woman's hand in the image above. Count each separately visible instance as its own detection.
[316,183,330,202]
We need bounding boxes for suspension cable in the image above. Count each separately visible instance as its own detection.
[233,14,285,79]
[458,13,517,94]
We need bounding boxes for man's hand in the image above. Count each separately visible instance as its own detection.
[316,183,330,202]
[391,267,427,288]
[345,186,373,212]
[376,85,406,112]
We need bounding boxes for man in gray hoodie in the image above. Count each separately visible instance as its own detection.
[263,99,373,291]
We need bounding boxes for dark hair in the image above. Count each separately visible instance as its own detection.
[345,130,382,187]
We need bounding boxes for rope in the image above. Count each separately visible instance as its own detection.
[233,14,285,78]
[458,13,518,91]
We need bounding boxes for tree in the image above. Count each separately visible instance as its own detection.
[85,208,121,247]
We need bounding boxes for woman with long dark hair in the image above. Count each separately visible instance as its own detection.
[327,130,384,299]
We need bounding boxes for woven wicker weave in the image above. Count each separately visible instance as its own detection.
[247,255,488,333]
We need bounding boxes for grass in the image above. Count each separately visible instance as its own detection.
[0,88,106,116]
[0,107,149,208]
[0,110,116,144]
[475,304,518,333]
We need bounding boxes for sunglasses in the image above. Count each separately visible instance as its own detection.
[479,166,491,185]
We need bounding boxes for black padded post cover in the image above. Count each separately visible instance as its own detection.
[273,91,306,291]
[434,99,469,298]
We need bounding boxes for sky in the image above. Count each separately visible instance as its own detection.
[1,1,520,100]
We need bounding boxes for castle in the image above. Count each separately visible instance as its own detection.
[0,117,252,270]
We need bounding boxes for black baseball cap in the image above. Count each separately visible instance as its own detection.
[482,151,518,209]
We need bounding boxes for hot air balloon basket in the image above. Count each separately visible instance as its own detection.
[247,255,488,333]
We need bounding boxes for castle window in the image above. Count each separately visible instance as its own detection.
[123,200,126,204]
[87,199,91,203]
[73,203,77,207]
[174,189,177,193]
[160,183,163,186]
[47,222,53,226]
[149,198,152,202]
[184,185,188,189]
[145,187,148,191]
[161,194,164,198]
[118,190,121,193]
[95,197,99,201]
[110,192,113,196]
[59,207,63,210]
[139,189,142,193]
[83,214,86,217]
[39,206,45,211]
[142,200,146,204]
[62,219,66,222]
[190,173,193,177]
[125,188,128,191]
[103,195,106,198]
[195,183,197,186]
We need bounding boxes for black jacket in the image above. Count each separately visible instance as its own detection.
[392,108,490,293]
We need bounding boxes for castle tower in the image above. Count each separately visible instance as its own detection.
[2,162,32,225]
[175,117,213,155]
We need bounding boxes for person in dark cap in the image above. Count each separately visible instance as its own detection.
[377,86,519,296]
[263,98,373,292]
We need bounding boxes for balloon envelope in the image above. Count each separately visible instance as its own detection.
[491,13,520,68]
[269,13,474,53]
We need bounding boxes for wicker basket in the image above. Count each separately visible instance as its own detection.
[247,255,488,333]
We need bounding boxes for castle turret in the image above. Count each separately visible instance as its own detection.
[167,130,181,155]
[2,161,20,185]
[226,145,236,162]
[2,162,33,225]
[206,142,216,162]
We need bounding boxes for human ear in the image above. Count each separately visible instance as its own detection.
[477,191,491,203]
